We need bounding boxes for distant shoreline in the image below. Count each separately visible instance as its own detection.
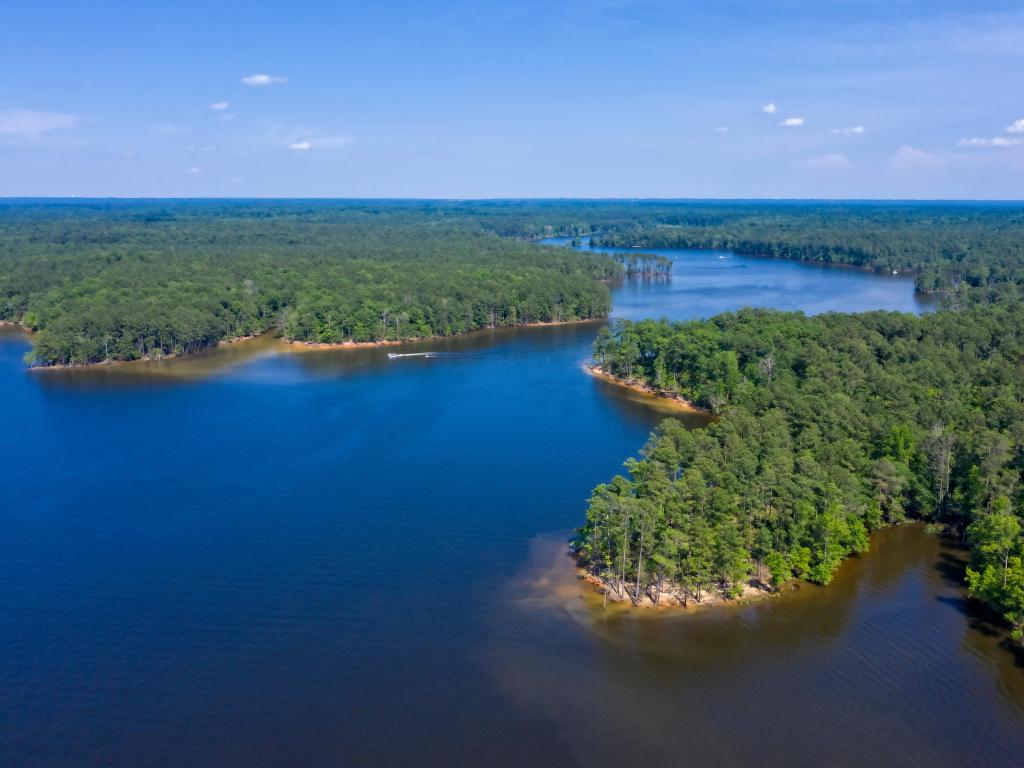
[584,364,711,415]
[287,317,603,351]
[22,317,607,370]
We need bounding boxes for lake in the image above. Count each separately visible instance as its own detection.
[1,246,1019,767]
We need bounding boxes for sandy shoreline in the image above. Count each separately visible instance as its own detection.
[575,560,774,612]
[30,351,183,371]
[286,317,603,351]
[21,317,608,370]
[28,331,269,371]
[584,364,711,415]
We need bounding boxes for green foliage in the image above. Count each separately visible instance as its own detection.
[8,199,1024,365]
[580,304,1024,613]
[966,499,1024,643]
[588,201,1024,303]
[0,201,619,366]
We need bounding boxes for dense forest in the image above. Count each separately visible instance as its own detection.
[431,198,1024,303]
[414,199,1024,305]
[587,204,1024,303]
[5,199,1024,365]
[0,201,618,366]
[578,308,1024,640]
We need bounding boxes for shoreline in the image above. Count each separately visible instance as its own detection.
[554,237,937,294]
[30,350,184,371]
[584,364,712,415]
[286,317,603,351]
[27,331,275,371]
[23,317,607,370]
[574,557,776,612]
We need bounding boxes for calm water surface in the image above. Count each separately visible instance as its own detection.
[1,249,1018,767]
[539,236,935,318]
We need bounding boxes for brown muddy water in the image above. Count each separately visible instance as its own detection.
[488,524,1024,767]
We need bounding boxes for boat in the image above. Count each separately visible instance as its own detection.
[387,352,438,360]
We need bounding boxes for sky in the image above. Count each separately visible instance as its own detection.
[1,0,1023,199]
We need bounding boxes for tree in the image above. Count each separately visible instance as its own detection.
[764,551,791,590]
[966,498,1021,590]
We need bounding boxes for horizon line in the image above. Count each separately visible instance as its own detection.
[2,196,1024,204]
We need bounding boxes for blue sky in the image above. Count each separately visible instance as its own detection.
[1,0,1023,198]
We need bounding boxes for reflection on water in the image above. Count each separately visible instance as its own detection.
[488,525,1024,767]
[31,332,287,389]
[540,237,935,318]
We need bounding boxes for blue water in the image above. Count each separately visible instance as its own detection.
[1,252,1020,768]
[540,236,933,319]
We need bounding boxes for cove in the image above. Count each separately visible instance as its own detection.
[0,248,1019,768]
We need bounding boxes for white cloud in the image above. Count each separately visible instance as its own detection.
[712,126,729,133]
[257,121,355,151]
[184,166,200,174]
[288,135,354,150]
[0,108,79,142]
[242,73,286,86]
[830,126,865,135]
[957,136,1022,148]
[889,145,944,172]
[779,117,804,127]
[1006,118,1024,134]
[761,102,777,114]
[209,101,229,111]
[807,153,852,170]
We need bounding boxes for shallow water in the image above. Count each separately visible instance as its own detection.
[490,525,1024,767]
[1,249,1018,768]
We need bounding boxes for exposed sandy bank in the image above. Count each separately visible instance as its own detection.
[584,364,712,416]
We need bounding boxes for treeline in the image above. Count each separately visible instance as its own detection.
[376,199,1024,304]
[7,199,1024,366]
[577,308,1024,640]
[586,204,1024,303]
[0,201,618,366]
[398,199,1024,304]
[612,252,672,279]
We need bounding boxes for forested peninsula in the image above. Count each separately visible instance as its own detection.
[0,201,618,367]
[577,308,1024,640]
[478,199,1024,303]
[6,200,1024,366]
